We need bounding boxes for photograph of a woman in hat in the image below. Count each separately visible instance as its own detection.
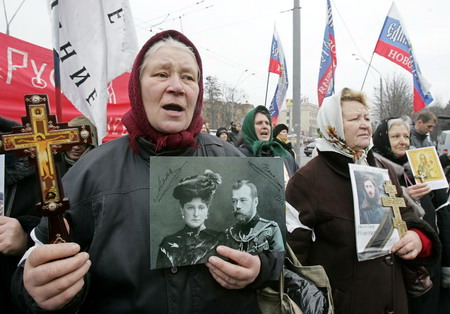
[156,169,224,268]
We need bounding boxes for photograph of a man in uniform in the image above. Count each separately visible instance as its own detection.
[226,180,284,254]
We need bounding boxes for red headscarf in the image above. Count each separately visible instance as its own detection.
[122,30,204,152]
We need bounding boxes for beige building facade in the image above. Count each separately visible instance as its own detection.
[278,97,319,144]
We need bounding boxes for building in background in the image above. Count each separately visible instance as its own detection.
[278,97,319,145]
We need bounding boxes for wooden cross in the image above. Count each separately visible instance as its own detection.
[0,94,92,244]
[381,180,407,237]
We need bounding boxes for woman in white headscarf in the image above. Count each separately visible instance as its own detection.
[285,88,440,314]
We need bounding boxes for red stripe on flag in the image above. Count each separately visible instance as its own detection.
[374,40,412,73]
[413,88,426,112]
[269,58,281,75]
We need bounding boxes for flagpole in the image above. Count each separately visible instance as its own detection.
[264,72,271,107]
[53,49,63,122]
[265,24,276,107]
[50,3,63,123]
[292,0,301,165]
[360,53,375,90]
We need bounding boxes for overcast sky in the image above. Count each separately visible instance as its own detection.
[2,0,449,109]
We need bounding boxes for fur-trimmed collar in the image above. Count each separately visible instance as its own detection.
[373,152,405,177]
[374,152,425,218]
[5,155,35,186]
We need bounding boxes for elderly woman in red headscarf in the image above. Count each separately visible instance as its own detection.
[12,30,282,313]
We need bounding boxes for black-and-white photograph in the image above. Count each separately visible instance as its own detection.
[349,164,401,261]
[149,157,286,269]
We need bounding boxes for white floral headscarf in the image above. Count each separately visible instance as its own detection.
[316,89,373,165]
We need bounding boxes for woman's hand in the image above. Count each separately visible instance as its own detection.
[391,230,423,260]
[24,243,91,311]
[206,245,261,289]
[0,216,27,256]
[406,183,431,201]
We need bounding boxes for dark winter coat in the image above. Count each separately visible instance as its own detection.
[12,133,283,313]
[1,117,41,314]
[286,150,441,314]
[274,137,297,162]
[375,153,450,314]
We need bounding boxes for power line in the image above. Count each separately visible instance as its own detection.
[330,0,365,59]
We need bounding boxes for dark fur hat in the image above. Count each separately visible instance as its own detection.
[272,123,288,138]
[173,169,222,206]
[216,127,228,137]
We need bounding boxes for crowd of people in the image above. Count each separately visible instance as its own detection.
[0,29,449,314]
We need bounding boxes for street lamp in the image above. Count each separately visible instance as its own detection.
[352,54,383,106]
[232,69,255,104]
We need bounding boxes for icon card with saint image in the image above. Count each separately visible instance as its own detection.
[349,164,401,261]
[149,156,286,269]
[406,146,448,190]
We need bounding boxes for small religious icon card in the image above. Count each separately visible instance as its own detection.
[149,157,286,270]
[0,155,4,216]
[349,164,401,261]
[406,146,449,190]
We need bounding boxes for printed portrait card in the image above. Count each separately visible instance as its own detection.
[349,164,401,261]
[149,157,286,269]
[406,146,449,190]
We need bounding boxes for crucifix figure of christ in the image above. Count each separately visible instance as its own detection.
[415,172,426,184]
[0,94,92,244]
[381,180,407,238]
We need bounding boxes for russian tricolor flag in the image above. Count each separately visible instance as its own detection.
[317,0,337,107]
[374,3,432,112]
[268,27,288,125]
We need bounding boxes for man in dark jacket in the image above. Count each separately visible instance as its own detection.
[228,121,242,147]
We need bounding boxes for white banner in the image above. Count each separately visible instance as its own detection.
[49,0,138,141]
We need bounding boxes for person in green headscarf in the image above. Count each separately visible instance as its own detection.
[238,105,298,177]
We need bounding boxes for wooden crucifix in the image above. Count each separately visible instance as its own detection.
[381,180,407,237]
[0,94,92,244]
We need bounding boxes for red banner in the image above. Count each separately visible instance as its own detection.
[0,33,130,142]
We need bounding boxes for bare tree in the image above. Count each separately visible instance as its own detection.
[372,73,413,123]
[222,84,248,104]
[204,76,223,128]
[203,75,252,129]
[204,76,222,102]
